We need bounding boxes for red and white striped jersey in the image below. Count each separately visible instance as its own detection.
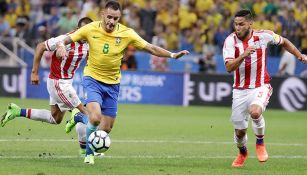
[45,34,89,79]
[223,30,283,89]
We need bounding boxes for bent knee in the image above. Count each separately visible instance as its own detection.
[90,113,101,126]
[235,129,246,138]
[51,112,63,124]
[249,105,262,119]
[103,127,112,133]
[250,111,261,119]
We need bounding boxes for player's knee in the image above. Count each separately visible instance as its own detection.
[250,110,261,119]
[249,105,262,119]
[89,113,101,126]
[103,127,112,133]
[51,111,63,124]
[53,116,63,124]
[235,129,246,138]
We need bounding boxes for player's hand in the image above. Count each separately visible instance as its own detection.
[173,50,190,59]
[242,46,256,58]
[31,72,40,85]
[298,54,307,64]
[56,45,67,58]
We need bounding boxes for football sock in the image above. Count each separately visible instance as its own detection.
[234,133,247,155]
[256,135,264,145]
[86,122,97,155]
[76,123,87,149]
[239,146,247,155]
[252,115,265,144]
[20,109,56,124]
[74,112,88,124]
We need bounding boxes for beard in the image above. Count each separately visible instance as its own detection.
[237,27,251,40]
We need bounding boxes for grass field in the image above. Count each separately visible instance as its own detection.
[0,97,306,175]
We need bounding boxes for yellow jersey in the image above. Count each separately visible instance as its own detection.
[70,21,148,84]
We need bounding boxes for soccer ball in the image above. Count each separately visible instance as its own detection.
[88,130,111,153]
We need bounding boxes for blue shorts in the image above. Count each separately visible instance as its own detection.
[83,76,120,118]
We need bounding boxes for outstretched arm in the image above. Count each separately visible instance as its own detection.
[143,43,189,59]
[31,42,47,85]
[282,37,307,63]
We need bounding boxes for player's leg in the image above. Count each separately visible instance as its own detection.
[76,122,87,156]
[249,84,272,162]
[0,103,63,127]
[84,102,102,164]
[231,89,249,167]
[65,104,89,133]
[81,76,106,164]
[97,83,119,133]
[53,78,92,154]
[232,128,248,167]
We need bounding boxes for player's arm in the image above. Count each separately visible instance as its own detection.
[281,37,307,63]
[143,43,189,59]
[56,25,88,58]
[225,47,255,73]
[55,36,73,58]
[31,42,47,85]
[130,29,189,59]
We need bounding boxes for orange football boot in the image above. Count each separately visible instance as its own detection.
[232,150,248,167]
[256,144,268,162]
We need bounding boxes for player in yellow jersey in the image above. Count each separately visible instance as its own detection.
[56,0,189,164]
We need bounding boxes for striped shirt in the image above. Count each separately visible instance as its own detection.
[45,33,89,79]
[223,30,283,89]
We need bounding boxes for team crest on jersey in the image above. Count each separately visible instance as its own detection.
[115,37,121,46]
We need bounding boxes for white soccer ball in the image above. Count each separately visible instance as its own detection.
[88,130,111,153]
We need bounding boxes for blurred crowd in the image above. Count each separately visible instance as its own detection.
[0,0,306,72]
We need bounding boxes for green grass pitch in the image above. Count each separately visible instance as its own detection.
[0,97,306,175]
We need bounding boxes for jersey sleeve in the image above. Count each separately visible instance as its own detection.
[262,30,283,45]
[44,35,67,51]
[129,29,149,49]
[69,24,89,42]
[222,35,235,64]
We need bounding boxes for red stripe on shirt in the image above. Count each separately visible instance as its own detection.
[254,36,263,88]
[70,43,84,77]
[243,41,251,88]
[233,35,241,88]
[49,52,62,79]
[63,42,76,78]
[234,46,240,88]
[264,49,270,84]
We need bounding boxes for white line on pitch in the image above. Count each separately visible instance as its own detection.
[0,155,307,159]
[0,139,306,146]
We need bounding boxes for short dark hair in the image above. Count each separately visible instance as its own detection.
[235,9,253,21]
[105,0,121,11]
[77,17,93,27]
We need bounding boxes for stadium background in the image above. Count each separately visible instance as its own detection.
[0,0,306,111]
[0,0,307,174]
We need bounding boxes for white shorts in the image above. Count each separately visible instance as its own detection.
[231,84,273,129]
[47,78,81,112]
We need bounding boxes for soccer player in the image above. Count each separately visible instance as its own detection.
[223,9,307,168]
[56,0,189,164]
[0,17,93,155]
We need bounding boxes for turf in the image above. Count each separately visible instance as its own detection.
[0,97,306,175]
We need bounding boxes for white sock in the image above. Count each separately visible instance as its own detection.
[26,109,57,124]
[234,133,247,147]
[252,115,265,136]
[76,123,86,149]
